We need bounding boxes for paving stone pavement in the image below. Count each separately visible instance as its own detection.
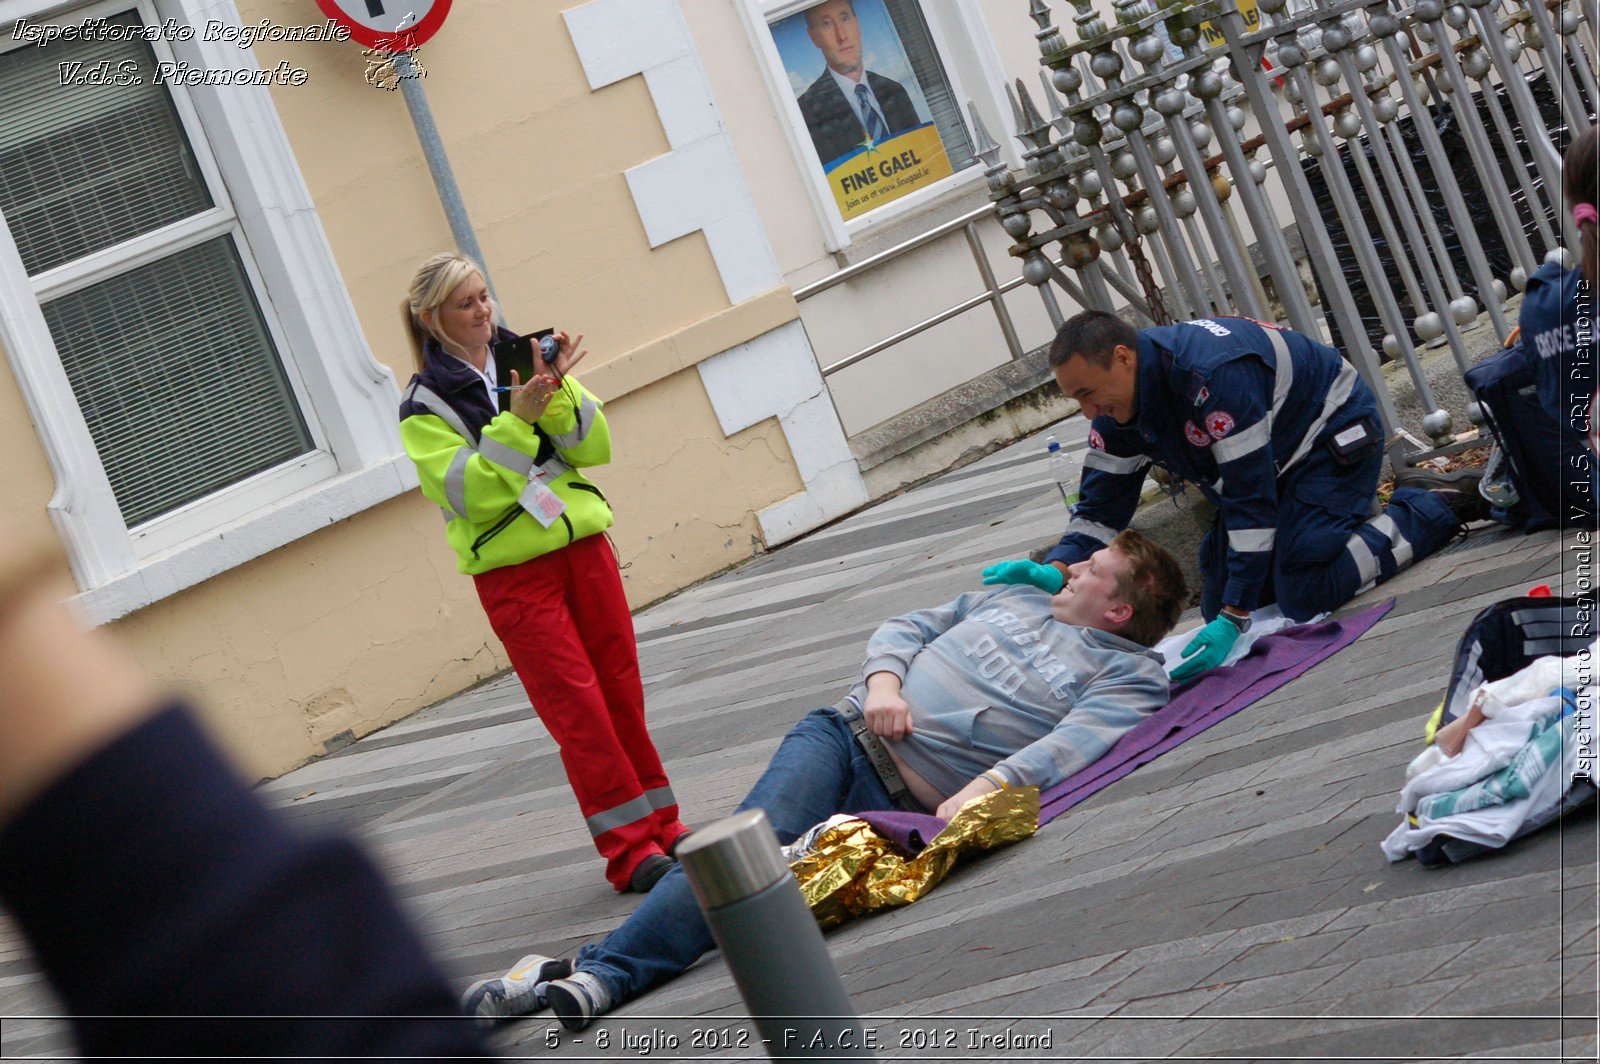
[1,415,1596,1061]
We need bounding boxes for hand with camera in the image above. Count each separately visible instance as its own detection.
[546,330,587,378]
[508,369,560,425]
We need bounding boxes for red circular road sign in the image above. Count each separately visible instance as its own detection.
[315,0,452,53]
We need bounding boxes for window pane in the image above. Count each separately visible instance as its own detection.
[0,10,212,274]
[43,236,313,527]
[882,0,974,172]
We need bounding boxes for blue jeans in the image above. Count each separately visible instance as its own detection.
[573,707,895,1004]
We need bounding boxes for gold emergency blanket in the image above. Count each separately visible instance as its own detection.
[789,786,1039,930]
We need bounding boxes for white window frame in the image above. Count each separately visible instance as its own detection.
[735,0,1015,252]
[0,0,414,623]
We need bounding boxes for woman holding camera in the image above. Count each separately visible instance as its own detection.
[399,252,688,895]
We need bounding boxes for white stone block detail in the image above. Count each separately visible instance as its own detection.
[698,323,868,545]
[565,0,781,304]
[562,0,690,90]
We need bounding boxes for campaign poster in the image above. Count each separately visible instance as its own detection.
[770,0,953,220]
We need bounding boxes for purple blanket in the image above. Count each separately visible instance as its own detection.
[1038,599,1395,825]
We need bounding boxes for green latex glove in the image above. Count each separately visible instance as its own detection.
[980,559,1064,594]
[1169,615,1243,683]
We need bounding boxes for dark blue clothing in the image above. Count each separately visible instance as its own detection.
[1046,318,1459,621]
[1521,261,1596,448]
[0,706,490,1059]
[575,707,896,1002]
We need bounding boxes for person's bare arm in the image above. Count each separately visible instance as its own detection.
[934,774,1001,821]
[0,539,157,823]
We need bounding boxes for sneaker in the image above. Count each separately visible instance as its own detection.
[460,954,571,1026]
[666,828,694,859]
[546,970,614,1032]
[628,853,674,893]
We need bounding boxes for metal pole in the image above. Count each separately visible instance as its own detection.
[1372,13,1512,339]
[678,811,872,1061]
[1215,4,1402,459]
[964,223,1025,360]
[394,50,500,306]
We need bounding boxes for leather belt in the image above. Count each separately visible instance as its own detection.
[834,698,922,812]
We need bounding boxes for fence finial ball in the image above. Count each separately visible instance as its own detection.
[1510,266,1528,292]
[1053,65,1083,94]
[1450,296,1480,325]
[1413,0,1444,22]
[1414,312,1446,343]
[1422,409,1454,441]
[1382,334,1402,360]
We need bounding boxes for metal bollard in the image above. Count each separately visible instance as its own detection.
[678,810,874,1061]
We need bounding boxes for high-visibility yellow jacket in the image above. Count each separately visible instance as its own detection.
[398,332,613,574]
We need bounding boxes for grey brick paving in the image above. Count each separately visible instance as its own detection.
[2,416,1597,1059]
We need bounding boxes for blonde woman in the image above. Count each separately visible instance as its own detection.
[399,253,688,900]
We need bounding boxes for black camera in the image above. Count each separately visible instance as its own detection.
[492,328,560,382]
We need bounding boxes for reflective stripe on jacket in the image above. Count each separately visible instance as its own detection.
[398,332,613,574]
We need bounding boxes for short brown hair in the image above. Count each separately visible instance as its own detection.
[1049,309,1138,370]
[1108,529,1186,647]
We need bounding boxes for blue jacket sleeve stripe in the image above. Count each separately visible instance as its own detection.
[1280,362,1360,472]
[1083,449,1152,475]
[1067,517,1120,543]
[1264,326,1295,416]
[1212,418,1272,463]
[1227,527,1276,552]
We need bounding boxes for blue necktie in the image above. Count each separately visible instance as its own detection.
[855,83,888,142]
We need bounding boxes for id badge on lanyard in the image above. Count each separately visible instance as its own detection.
[518,471,567,528]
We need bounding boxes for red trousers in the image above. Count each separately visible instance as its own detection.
[474,533,687,890]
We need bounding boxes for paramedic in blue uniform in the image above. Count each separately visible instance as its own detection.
[1520,128,1597,480]
[981,311,1488,682]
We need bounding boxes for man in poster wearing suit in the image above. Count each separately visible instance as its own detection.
[798,0,923,168]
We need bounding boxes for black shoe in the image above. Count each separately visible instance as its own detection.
[628,853,673,893]
[1433,485,1495,526]
[666,828,694,859]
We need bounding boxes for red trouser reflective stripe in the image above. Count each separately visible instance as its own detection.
[474,532,687,890]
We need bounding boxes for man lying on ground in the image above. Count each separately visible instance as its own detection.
[463,529,1188,1031]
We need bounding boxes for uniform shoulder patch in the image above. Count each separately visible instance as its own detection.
[1088,428,1106,450]
[1205,410,1235,439]
[1184,420,1212,447]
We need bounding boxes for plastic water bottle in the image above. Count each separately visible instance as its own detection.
[1046,435,1072,506]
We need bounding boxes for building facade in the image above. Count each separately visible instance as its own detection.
[0,0,1077,777]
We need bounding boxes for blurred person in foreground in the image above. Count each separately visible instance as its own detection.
[0,530,490,1058]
